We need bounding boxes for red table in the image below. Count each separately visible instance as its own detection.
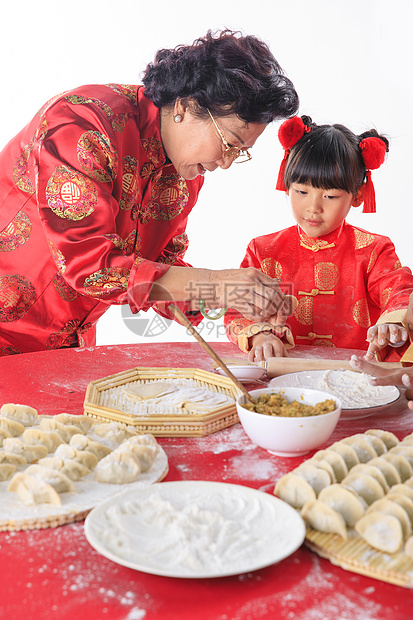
[0,342,412,620]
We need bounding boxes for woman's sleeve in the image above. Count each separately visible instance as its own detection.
[36,101,180,310]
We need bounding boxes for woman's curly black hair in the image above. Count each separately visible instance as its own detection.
[141,29,299,124]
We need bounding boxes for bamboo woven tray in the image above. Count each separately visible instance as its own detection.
[83,367,241,437]
[305,528,413,588]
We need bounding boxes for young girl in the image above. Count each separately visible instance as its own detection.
[225,115,413,363]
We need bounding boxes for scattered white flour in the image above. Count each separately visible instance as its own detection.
[85,481,305,578]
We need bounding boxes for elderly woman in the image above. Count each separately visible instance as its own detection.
[0,29,298,355]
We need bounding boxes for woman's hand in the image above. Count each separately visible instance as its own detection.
[350,355,410,385]
[364,323,408,360]
[210,267,285,322]
[150,266,284,321]
[248,332,288,362]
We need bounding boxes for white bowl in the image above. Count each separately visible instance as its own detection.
[236,387,342,457]
[216,365,265,383]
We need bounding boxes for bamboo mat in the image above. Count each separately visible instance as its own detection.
[305,528,413,588]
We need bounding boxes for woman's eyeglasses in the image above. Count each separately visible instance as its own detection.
[207,109,252,163]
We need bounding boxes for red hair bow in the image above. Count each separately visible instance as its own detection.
[359,137,387,213]
[276,116,310,191]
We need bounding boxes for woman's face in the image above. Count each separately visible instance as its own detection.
[160,102,267,180]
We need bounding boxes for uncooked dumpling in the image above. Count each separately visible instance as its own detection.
[37,456,90,481]
[22,428,63,453]
[389,446,413,468]
[347,464,389,493]
[25,464,76,493]
[340,435,378,462]
[1,403,38,427]
[362,433,387,456]
[381,453,413,482]
[301,499,347,539]
[366,498,411,540]
[3,437,48,463]
[387,483,413,501]
[0,463,16,481]
[295,462,332,495]
[53,413,93,433]
[312,450,348,482]
[342,472,385,505]
[8,472,61,505]
[0,428,11,447]
[365,429,399,450]
[54,444,98,469]
[38,418,81,442]
[404,535,413,557]
[327,442,359,470]
[318,483,365,527]
[119,442,157,472]
[368,457,401,487]
[355,512,403,553]
[94,451,141,484]
[0,417,25,437]
[0,451,26,466]
[93,422,137,447]
[386,493,413,526]
[69,434,111,460]
[274,472,316,509]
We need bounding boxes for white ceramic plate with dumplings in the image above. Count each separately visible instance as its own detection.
[270,370,400,419]
[84,480,306,578]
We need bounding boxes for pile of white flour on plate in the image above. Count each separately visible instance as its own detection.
[305,370,398,409]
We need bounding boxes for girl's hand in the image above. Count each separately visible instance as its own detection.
[364,323,408,360]
[248,333,288,362]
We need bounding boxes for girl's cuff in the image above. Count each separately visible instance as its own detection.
[237,322,295,354]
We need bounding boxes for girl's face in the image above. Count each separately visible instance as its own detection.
[287,183,355,237]
[160,102,266,180]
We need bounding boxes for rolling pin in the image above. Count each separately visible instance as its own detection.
[261,357,403,378]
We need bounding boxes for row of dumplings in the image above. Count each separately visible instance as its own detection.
[0,403,160,506]
[274,429,413,555]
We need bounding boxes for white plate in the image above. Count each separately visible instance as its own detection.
[270,370,400,419]
[215,365,265,383]
[84,480,305,578]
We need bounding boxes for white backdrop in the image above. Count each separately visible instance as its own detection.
[1,0,411,345]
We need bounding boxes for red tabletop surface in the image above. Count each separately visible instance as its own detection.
[0,341,412,620]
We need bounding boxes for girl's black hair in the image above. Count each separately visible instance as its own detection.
[141,29,299,124]
[284,115,389,196]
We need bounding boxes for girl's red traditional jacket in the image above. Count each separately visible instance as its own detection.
[0,85,204,355]
[225,223,413,362]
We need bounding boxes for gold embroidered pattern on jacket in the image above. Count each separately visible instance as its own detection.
[354,229,375,250]
[294,296,313,325]
[353,298,371,328]
[260,257,282,279]
[315,262,339,290]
